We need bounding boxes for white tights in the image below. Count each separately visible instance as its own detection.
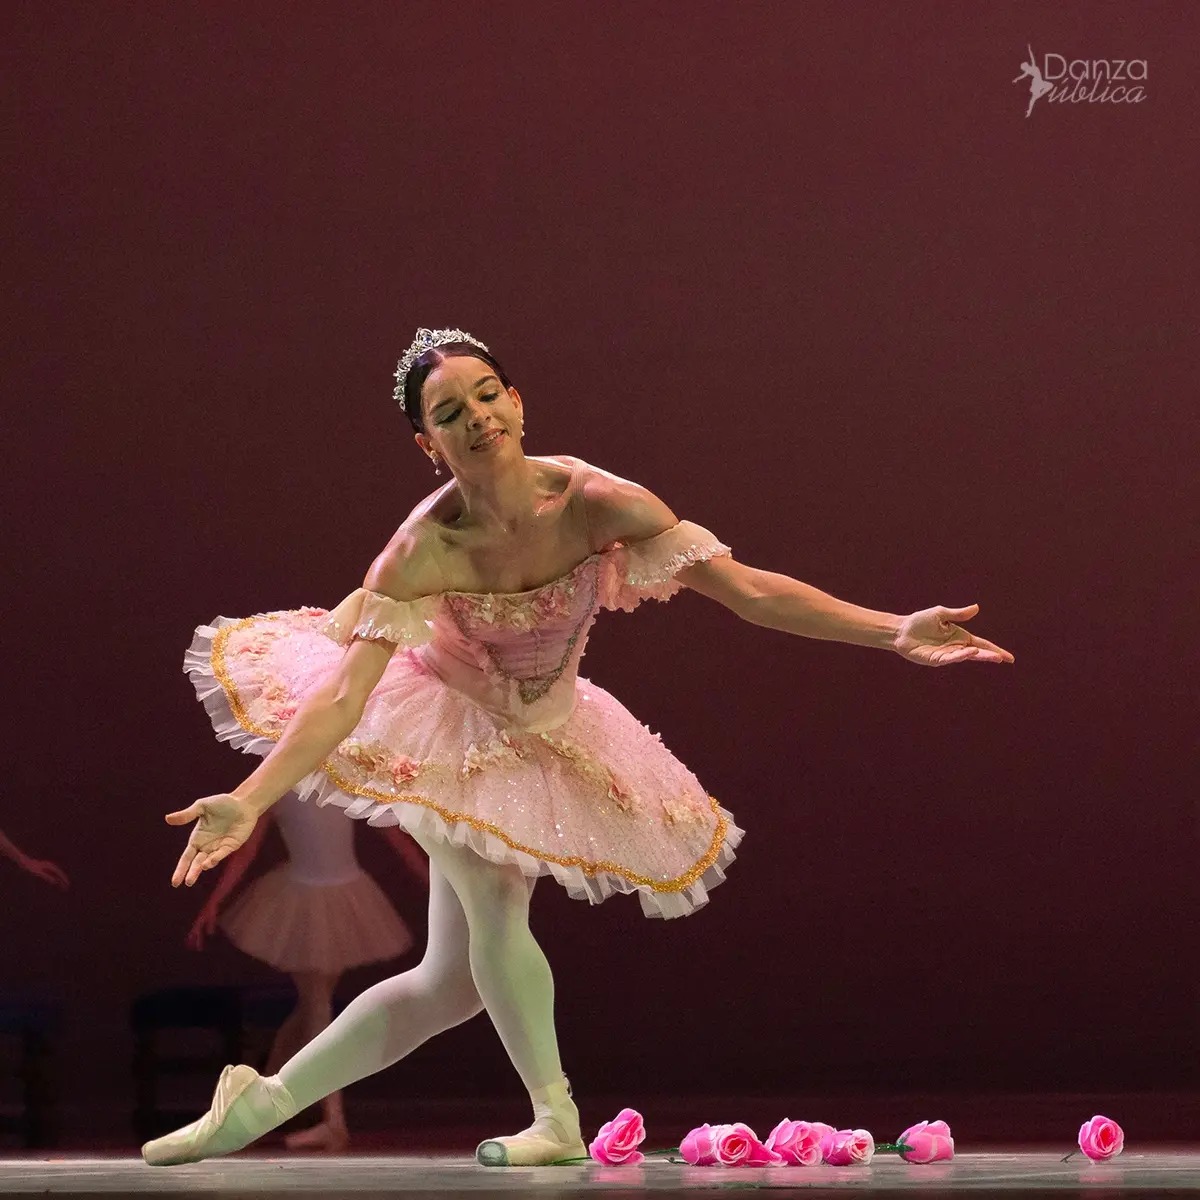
[278,831,564,1114]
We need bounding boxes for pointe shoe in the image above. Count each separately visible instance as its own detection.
[284,1121,351,1153]
[476,1077,587,1167]
[141,1064,298,1166]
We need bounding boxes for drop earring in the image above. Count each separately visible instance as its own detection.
[431,454,442,476]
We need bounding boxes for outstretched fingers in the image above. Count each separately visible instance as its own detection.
[940,606,1015,664]
[938,644,981,665]
[183,841,237,887]
[965,631,1015,663]
[172,844,199,888]
[183,850,211,888]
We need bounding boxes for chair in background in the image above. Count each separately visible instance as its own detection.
[129,983,295,1142]
[0,992,62,1148]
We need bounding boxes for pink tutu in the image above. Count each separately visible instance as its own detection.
[219,864,414,973]
[185,500,743,919]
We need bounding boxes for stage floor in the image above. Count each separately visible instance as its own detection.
[1,1151,1198,1197]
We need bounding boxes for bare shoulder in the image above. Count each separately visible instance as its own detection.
[363,493,451,601]
[577,459,679,548]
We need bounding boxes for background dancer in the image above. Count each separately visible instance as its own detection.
[186,789,427,1151]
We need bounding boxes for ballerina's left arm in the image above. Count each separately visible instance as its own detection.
[588,475,1014,668]
[684,557,1013,666]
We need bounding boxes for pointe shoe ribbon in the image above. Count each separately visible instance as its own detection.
[141,1064,297,1166]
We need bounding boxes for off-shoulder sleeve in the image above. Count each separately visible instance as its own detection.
[598,520,731,613]
[321,588,438,647]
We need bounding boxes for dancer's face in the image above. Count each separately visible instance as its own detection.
[416,355,524,475]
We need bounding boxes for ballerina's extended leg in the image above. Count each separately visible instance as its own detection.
[142,865,483,1165]
[142,838,581,1167]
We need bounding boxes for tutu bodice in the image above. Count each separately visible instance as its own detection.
[325,555,605,734]
[186,460,745,918]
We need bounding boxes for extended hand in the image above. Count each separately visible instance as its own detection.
[893,604,1014,667]
[166,794,258,887]
[22,858,70,889]
[185,905,220,950]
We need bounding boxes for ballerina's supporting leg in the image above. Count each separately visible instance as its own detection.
[410,833,584,1166]
[142,865,484,1165]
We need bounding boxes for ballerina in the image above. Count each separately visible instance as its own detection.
[186,790,428,1151]
[143,327,1013,1168]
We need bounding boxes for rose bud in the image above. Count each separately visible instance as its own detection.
[1078,1115,1124,1162]
[822,1128,876,1165]
[588,1107,646,1165]
[680,1123,720,1166]
[713,1123,784,1166]
[898,1119,955,1164]
[765,1118,824,1166]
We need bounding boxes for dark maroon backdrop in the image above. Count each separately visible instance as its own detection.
[4,1,1195,1138]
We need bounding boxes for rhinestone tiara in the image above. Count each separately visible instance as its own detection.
[393,327,490,411]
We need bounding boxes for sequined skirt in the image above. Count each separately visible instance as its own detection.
[185,609,743,918]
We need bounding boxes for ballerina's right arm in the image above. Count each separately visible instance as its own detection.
[167,525,443,888]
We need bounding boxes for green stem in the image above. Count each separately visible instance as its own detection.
[548,1146,679,1166]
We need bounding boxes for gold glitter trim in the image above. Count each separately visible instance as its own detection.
[210,616,732,894]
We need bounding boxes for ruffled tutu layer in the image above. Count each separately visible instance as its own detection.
[220,864,414,973]
[186,609,742,919]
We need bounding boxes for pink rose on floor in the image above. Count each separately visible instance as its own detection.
[898,1119,955,1163]
[680,1123,720,1165]
[822,1128,876,1166]
[713,1123,784,1166]
[765,1119,824,1166]
[1078,1115,1124,1161]
[588,1107,646,1165]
